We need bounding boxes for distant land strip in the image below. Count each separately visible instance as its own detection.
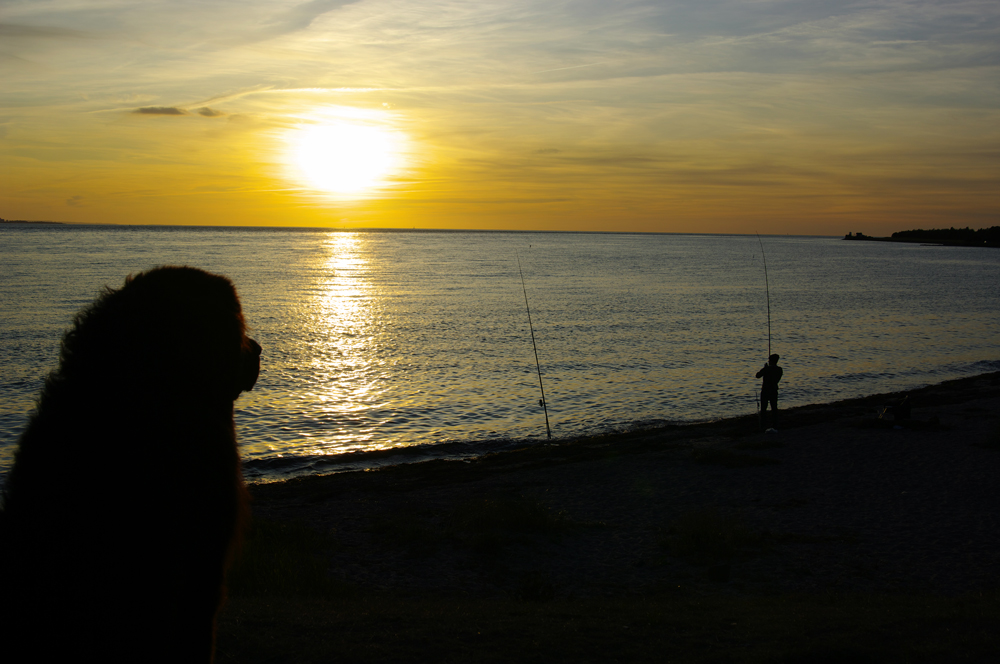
[844,226,1000,248]
[0,219,66,225]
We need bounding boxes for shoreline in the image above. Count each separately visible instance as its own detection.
[242,366,1000,484]
[246,371,1000,598]
[244,371,1000,486]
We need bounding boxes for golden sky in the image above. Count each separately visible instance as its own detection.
[2,1,998,234]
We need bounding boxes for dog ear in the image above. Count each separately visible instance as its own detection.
[238,338,261,394]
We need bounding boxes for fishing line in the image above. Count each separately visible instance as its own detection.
[755,232,772,356]
[516,250,552,439]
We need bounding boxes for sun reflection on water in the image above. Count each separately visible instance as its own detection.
[321,232,369,332]
[295,232,392,456]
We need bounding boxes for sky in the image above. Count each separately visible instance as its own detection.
[1,0,998,234]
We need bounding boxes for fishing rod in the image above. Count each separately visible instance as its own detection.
[516,250,552,440]
[755,232,772,356]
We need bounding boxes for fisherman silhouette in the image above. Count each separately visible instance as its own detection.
[756,353,782,431]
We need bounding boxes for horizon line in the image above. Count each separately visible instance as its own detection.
[0,220,843,237]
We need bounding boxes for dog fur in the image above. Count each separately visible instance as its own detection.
[0,266,260,662]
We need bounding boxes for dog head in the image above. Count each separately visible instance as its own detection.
[56,266,261,409]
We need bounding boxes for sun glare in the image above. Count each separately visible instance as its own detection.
[290,121,401,195]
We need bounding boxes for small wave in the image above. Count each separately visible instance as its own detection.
[241,436,550,483]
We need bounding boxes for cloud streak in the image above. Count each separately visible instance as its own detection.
[133,106,187,115]
[0,23,91,39]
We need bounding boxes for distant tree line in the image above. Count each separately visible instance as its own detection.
[890,226,1000,247]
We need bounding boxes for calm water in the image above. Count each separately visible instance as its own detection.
[2,224,998,482]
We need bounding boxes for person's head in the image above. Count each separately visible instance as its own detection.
[769,354,780,364]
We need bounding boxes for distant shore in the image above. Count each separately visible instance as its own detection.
[0,220,67,225]
[844,228,1000,248]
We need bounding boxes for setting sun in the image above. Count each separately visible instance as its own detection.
[289,122,402,196]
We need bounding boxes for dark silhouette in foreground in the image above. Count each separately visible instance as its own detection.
[0,266,260,663]
[756,354,782,431]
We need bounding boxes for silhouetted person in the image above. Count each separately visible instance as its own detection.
[756,353,782,431]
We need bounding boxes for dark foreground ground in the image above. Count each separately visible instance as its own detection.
[217,372,1000,662]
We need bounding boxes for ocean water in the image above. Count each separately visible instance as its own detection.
[2,224,998,483]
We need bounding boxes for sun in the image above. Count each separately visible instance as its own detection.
[289,121,401,195]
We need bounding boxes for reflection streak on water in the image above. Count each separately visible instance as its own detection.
[299,232,394,456]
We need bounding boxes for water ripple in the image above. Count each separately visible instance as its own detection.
[2,227,999,483]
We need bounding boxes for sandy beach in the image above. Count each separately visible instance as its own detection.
[244,371,1000,599]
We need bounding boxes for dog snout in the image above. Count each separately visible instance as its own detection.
[241,338,262,393]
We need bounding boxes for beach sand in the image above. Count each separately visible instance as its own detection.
[244,371,1000,599]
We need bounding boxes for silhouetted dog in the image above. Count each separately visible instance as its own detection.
[0,266,260,663]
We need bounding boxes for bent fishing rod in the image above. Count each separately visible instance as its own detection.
[516,250,552,439]
[756,232,772,356]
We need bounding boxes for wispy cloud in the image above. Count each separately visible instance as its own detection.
[0,23,91,39]
[133,106,187,115]
[129,105,227,117]
[257,0,360,37]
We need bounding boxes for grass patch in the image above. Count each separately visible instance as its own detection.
[661,508,762,565]
[226,518,350,599]
[691,447,779,467]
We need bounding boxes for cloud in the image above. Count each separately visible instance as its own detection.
[222,0,362,46]
[66,195,83,207]
[0,23,90,39]
[0,50,38,68]
[267,0,358,33]
[133,106,187,115]
[127,105,225,117]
